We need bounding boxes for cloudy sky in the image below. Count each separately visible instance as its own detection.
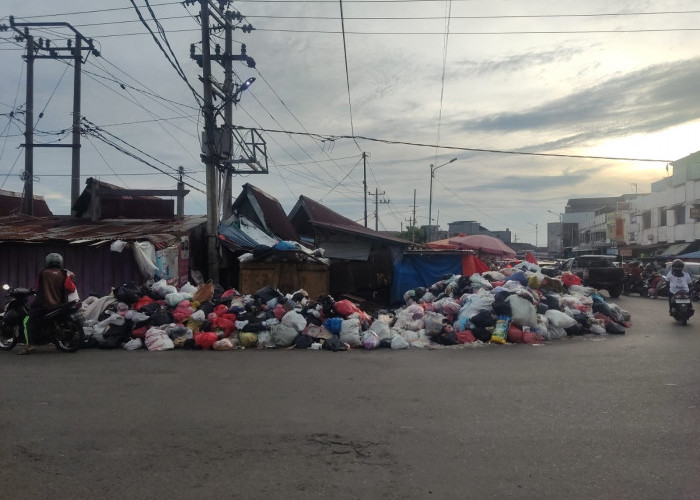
[2,0,699,245]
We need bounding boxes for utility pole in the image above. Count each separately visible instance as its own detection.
[368,187,388,231]
[188,0,259,282]
[198,1,220,283]
[363,152,368,227]
[177,166,185,220]
[408,189,418,243]
[7,17,97,215]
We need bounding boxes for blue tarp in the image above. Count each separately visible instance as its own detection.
[677,250,700,259]
[218,223,262,249]
[390,253,462,304]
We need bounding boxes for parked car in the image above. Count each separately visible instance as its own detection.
[559,255,626,298]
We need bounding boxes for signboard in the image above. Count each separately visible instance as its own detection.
[619,248,633,257]
[606,248,619,256]
[617,202,631,211]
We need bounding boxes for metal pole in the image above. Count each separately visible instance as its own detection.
[375,187,379,231]
[363,152,367,227]
[428,164,434,242]
[200,0,219,283]
[177,166,185,220]
[222,20,233,220]
[22,33,34,215]
[70,35,82,213]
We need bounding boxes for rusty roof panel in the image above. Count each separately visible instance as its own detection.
[0,215,206,247]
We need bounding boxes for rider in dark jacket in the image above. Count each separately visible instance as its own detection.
[19,253,76,354]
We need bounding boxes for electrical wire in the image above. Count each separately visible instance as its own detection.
[433,0,451,164]
[232,126,674,163]
[337,0,363,154]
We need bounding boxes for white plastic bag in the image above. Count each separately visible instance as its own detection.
[390,334,410,349]
[361,330,380,349]
[369,319,391,340]
[339,318,361,347]
[545,309,578,329]
[281,310,307,332]
[507,295,538,327]
[144,328,174,351]
[124,338,143,350]
[271,323,298,347]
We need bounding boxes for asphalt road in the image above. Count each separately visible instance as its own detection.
[1,295,698,500]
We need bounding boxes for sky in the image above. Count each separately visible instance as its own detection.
[1,0,700,245]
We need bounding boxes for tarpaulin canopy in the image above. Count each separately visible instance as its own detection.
[447,234,516,258]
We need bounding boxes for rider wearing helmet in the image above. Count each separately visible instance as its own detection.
[666,259,692,314]
[19,253,76,354]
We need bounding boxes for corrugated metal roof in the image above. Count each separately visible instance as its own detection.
[0,214,206,247]
[291,196,410,246]
[0,190,53,216]
[232,184,298,241]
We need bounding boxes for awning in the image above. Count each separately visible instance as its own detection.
[657,242,693,257]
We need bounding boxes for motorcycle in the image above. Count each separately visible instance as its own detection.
[690,278,700,302]
[623,274,649,297]
[647,273,669,298]
[0,284,84,352]
[670,290,694,326]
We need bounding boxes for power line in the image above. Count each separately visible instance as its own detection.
[232,126,675,163]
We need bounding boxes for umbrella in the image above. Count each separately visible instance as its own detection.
[447,234,517,258]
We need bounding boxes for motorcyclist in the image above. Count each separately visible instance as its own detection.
[666,259,692,314]
[625,261,643,292]
[19,253,76,355]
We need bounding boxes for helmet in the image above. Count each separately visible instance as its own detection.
[671,259,684,270]
[45,252,64,269]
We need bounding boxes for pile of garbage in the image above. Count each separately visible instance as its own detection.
[79,261,630,352]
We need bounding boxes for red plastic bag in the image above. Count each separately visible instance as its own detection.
[195,331,218,350]
[135,295,155,312]
[507,324,524,343]
[561,272,582,287]
[456,330,476,343]
[333,299,359,317]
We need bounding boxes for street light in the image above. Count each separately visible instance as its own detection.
[428,157,457,242]
[547,209,562,222]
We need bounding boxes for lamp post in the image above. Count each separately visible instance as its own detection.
[428,157,457,242]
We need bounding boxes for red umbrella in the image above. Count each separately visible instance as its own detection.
[448,234,516,258]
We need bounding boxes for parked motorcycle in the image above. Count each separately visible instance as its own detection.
[647,273,669,298]
[0,284,84,351]
[670,291,694,326]
[690,278,700,302]
[623,275,649,297]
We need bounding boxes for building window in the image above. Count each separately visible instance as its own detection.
[642,211,651,229]
[675,206,686,225]
[659,208,667,226]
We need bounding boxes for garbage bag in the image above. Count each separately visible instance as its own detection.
[194,331,218,350]
[280,310,307,332]
[339,318,361,347]
[470,310,496,328]
[124,338,143,350]
[293,334,315,349]
[390,335,410,350]
[213,338,234,350]
[322,336,348,351]
[323,317,343,335]
[271,323,298,347]
[238,331,259,348]
[545,310,578,329]
[605,322,626,335]
[507,294,538,327]
[423,311,445,335]
[458,291,495,320]
[456,330,476,343]
[145,328,175,351]
[471,327,492,342]
[361,330,380,349]
[369,319,391,340]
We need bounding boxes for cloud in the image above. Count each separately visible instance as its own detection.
[457,57,700,147]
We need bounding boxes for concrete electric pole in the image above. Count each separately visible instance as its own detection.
[188,0,263,283]
[6,17,98,215]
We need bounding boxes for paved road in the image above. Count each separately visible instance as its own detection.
[1,296,698,500]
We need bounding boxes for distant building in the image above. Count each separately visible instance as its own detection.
[0,190,52,216]
[447,220,512,244]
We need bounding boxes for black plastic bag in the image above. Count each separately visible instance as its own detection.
[114,282,140,305]
[293,334,315,349]
[322,336,348,351]
[605,322,625,335]
[471,310,496,328]
[471,327,492,342]
[492,291,513,316]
